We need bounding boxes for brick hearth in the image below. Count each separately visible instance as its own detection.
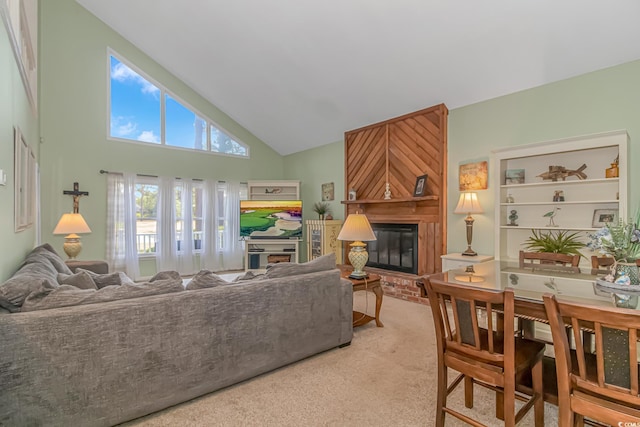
[340,265,429,305]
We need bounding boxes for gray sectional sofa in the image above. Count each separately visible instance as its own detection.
[0,245,353,426]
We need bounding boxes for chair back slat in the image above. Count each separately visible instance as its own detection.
[543,293,640,424]
[426,280,510,364]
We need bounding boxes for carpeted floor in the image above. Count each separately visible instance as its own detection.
[121,293,558,426]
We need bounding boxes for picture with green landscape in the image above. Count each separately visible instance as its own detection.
[240,200,303,239]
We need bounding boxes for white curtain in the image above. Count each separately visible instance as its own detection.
[155,176,177,272]
[106,172,140,279]
[175,180,197,275]
[220,181,244,271]
[201,180,243,271]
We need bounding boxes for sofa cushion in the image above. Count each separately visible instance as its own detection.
[76,269,134,289]
[22,272,184,312]
[186,270,231,290]
[264,253,336,279]
[24,243,73,275]
[57,271,98,290]
[233,271,265,282]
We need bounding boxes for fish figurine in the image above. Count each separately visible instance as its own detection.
[537,164,587,182]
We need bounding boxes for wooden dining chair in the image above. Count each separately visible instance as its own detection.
[519,251,580,273]
[590,255,615,275]
[424,279,545,426]
[543,294,640,426]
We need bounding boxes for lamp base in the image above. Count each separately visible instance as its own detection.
[348,242,369,280]
[461,247,478,256]
[348,272,369,280]
[63,234,83,259]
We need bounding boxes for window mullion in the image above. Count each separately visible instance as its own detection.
[161,89,166,145]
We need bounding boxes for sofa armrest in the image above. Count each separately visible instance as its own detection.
[65,260,109,274]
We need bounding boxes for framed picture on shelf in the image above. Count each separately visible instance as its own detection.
[505,169,525,185]
[413,174,427,197]
[592,209,618,228]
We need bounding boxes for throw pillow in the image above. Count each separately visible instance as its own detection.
[233,271,265,282]
[186,270,230,290]
[57,271,98,290]
[150,270,181,282]
[76,268,124,289]
[264,253,336,279]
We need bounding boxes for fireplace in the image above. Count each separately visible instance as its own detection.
[367,223,418,275]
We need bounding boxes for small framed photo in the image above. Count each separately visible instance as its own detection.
[592,209,618,227]
[413,174,427,197]
[348,188,357,201]
[505,169,525,185]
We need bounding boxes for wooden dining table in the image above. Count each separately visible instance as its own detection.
[423,260,640,404]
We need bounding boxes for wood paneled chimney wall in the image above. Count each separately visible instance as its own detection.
[343,104,448,275]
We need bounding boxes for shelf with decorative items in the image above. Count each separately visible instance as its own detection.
[493,130,628,267]
[247,180,300,201]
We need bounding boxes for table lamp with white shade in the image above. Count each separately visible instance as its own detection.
[453,192,483,256]
[53,213,92,259]
[337,212,377,279]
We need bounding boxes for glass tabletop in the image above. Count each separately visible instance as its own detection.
[438,260,640,310]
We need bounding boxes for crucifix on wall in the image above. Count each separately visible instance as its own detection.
[63,182,89,213]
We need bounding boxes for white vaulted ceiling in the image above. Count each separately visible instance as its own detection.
[76,0,640,155]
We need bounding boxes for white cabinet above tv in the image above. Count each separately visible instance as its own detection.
[492,130,628,265]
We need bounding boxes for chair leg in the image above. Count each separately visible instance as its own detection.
[503,377,516,427]
[464,375,474,408]
[435,362,447,427]
[532,359,544,427]
[496,389,504,420]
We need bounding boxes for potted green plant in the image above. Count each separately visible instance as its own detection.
[312,202,331,220]
[523,229,586,256]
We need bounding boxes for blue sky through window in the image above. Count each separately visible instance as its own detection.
[110,56,161,143]
[109,53,249,157]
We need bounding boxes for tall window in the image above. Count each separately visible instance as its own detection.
[135,180,159,254]
[108,51,249,157]
[132,177,245,255]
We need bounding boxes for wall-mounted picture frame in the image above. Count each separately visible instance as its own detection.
[459,160,488,191]
[321,182,334,201]
[505,169,525,185]
[592,209,618,228]
[14,126,36,232]
[413,174,427,197]
[0,0,38,115]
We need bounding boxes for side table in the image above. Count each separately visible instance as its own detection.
[65,260,109,274]
[342,272,384,327]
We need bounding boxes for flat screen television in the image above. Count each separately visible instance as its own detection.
[240,200,303,239]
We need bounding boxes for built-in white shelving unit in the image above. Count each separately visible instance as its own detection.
[244,180,301,271]
[492,130,629,267]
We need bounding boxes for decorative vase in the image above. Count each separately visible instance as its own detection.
[605,162,619,178]
[614,262,640,286]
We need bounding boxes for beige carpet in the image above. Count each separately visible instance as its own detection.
[121,293,558,426]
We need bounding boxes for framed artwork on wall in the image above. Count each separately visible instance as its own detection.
[321,182,334,201]
[14,126,35,232]
[459,160,488,191]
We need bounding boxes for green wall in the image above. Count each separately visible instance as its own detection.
[448,60,640,257]
[38,0,284,270]
[0,16,40,281]
[285,140,344,262]
[285,60,640,260]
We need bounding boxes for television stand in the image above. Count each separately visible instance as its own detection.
[244,240,299,272]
